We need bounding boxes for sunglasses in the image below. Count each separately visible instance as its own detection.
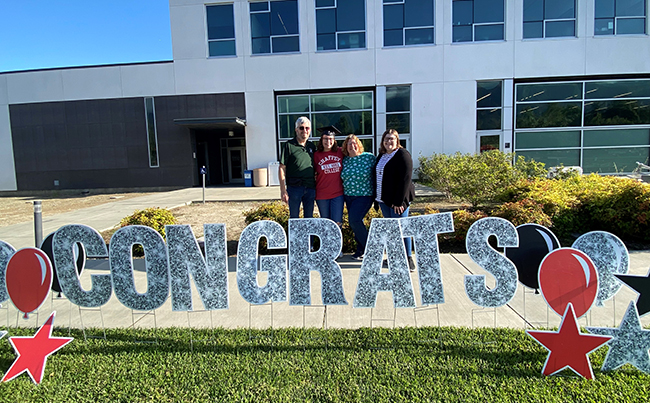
[298,126,310,131]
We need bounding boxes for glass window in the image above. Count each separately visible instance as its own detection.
[386,86,412,153]
[515,80,650,174]
[144,97,159,168]
[515,130,581,148]
[250,1,300,55]
[480,135,500,152]
[383,0,434,47]
[584,128,650,146]
[277,92,374,150]
[477,81,503,130]
[595,0,647,35]
[584,99,650,126]
[516,149,581,167]
[516,102,583,128]
[316,0,366,50]
[517,82,583,102]
[207,4,236,57]
[583,147,650,173]
[523,0,575,39]
[453,0,505,42]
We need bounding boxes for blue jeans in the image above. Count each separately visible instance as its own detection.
[345,195,373,256]
[379,202,412,257]
[316,195,344,224]
[287,186,316,219]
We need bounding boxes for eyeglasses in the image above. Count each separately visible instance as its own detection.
[384,137,397,142]
[298,126,310,131]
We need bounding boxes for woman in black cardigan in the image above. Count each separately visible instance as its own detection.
[373,129,416,271]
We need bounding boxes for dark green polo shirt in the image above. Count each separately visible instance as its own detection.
[280,137,316,188]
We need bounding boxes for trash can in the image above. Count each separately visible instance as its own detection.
[253,168,268,187]
[244,170,253,187]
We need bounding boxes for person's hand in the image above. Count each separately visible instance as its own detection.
[393,205,404,215]
[281,190,289,204]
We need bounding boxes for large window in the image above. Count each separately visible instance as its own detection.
[514,79,650,173]
[207,4,236,57]
[452,0,505,42]
[383,0,434,47]
[385,86,412,152]
[316,0,366,50]
[144,97,159,168]
[277,92,374,152]
[595,0,647,35]
[523,0,576,38]
[250,1,299,54]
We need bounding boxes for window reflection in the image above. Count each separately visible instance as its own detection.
[453,0,504,42]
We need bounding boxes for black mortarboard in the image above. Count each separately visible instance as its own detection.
[316,125,341,135]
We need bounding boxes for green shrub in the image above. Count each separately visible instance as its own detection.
[491,198,552,227]
[120,207,178,255]
[416,150,546,207]
[503,174,650,243]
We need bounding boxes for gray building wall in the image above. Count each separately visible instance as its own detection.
[9,92,245,190]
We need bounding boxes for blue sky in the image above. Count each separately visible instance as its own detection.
[0,1,173,73]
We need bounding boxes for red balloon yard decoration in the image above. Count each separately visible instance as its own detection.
[538,248,598,318]
[5,248,53,318]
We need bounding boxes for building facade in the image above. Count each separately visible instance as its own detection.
[0,0,648,191]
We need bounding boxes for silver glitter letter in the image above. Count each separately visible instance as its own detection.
[465,217,519,307]
[289,218,347,305]
[110,225,169,311]
[401,213,454,305]
[573,231,629,306]
[353,218,416,308]
[237,220,287,304]
[167,224,229,311]
[53,224,112,307]
[0,241,16,303]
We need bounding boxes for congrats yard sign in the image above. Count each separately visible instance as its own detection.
[0,214,649,383]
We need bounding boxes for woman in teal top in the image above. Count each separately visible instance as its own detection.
[341,134,376,260]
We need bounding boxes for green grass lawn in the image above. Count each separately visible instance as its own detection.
[0,326,647,402]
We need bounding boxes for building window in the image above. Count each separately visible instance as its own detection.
[315,0,366,50]
[277,91,374,151]
[523,0,576,38]
[595,0,647,35]
[144,97,159,168]
[514,79,650,173]
[250,1,299,54]
[385,86,412,152]
[452,0,505,42]
[477,81,503,130]
[207,4,236,56]
[383,0,434,47]
[477,81,503,152]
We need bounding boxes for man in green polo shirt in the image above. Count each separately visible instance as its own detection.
[279,116,316,218]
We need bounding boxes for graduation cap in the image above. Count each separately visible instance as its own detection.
[316,125,341,136]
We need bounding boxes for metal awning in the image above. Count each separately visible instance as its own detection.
[173,117,246,129]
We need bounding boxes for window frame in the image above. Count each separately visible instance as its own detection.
[144,97,160,168]
[522,0,577,39]
[249,0,301,55]
[514,78,650,174]
[315,0,367,51]
[595,0,648,36]
[382,0,435,47]
[276,90,376,156]
[385,85,412,154]
[452,0,506,43]
[206,3,237,58]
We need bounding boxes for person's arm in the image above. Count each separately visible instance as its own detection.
[279,163,289,204]
[391,150,413,214]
